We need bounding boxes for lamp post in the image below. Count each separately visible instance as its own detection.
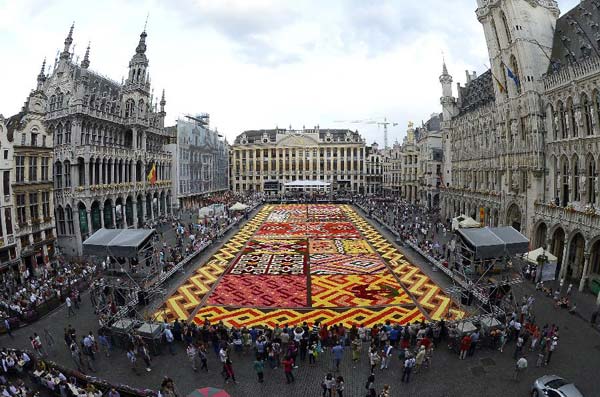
[536,245,548,283]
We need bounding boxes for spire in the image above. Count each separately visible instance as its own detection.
[81,42,90,69]
[160,89,166,113]
[60,22,75,60]
[36,58,46,89]
[442,59,448,76]
[136,30,148,55]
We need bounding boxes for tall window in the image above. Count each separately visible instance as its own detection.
[57,207,66,235]
[56,124,63,145]
[64,161,71,188]
[66,206,74,234]
[4,208,12,235]
[65,122,72,143]
[2,171,9,196]
[501,11,512,44]
[31,133,38,147]
[28,157,38,182]
[29,192,39,221]
[510,55,521,95]
[491,18,501,50]
[16,193,26,225]
[54,162,62,189]
[41,158,49,181]
[15,156,25,182]
[583,95,593,136]
[42,191,50,219]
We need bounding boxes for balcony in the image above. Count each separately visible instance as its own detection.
[534,202,600,230]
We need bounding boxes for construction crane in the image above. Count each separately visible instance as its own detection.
[334,117,398,149]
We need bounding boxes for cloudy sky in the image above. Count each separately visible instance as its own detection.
[0,0,579,145]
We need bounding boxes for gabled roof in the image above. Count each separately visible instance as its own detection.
[547,0,600,74]
[458,70,495,114]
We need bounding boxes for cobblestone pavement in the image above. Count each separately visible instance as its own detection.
[1,205,600,397]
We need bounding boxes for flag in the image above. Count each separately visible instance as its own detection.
[505,65,520,87]
[492,73,505,93]
[147,163,157,185]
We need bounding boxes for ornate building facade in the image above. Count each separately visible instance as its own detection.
[381,142,402,196]
[230,127,369,194]
[400,123,419,203]
[8,88,56,278]
[167,114,229,209]
[440,0,600,290]
[0,116,18,280]
[40,25,174,256]
[415,114,443,209]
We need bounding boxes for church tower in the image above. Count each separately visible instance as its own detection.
[122,29,152,121]
[439,60,457,188]
[475,0,560,235]
[476,0,559,99]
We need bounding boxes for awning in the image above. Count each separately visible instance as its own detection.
[451,215,481,231]
[229,202,248,211]
[457,226,529,259]
[82,228,156,258]
[283,180,331,187]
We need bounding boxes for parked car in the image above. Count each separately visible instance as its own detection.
[531,375,584,397]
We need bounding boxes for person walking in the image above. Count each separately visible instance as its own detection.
[223,358,237,384]
[459,333,471,360]
[369,347,380,373]
[402,355,416,383]
[164,326,175,355]
[335,375,344,397]
[4,319,11,337]
[332,342,343,372]
[139,343,152,372]
[380,384,391,397]
[513,335,524,360]
[253,355,265,383]
[415,345,426,373]
[365,373,376,397]
[65,296,75,317]
[187,344,198,371]
[514,357,528,381]
[351,337,361,366]
[282,356,295,384]
[30,336,44,357]
[199,344,208,372]
[545,337,558,366]
[127,348,138,375]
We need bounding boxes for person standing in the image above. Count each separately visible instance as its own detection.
[332,342,343,372]
[199,344,208,372]
[4,319,11,337]
[402,355,416,383]
[415,345,426,373]
[335,375,344,397]
[322,373,334,397]
[513,335,524,360]
[139,342,152,372]
[369,347,380,373]
[351,337,361,366]
[379,384,391,397]
[380,341,393,370]
[164,326,175,355]
[30,336,44,357]
[514,356,528,381]
[253,355,264,383]
[69,342,83,372]
[282,356,295,384]
[65,296,75,317]
[459,334,471,360]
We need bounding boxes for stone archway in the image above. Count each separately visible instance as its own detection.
[78,202,89,240]
[534,222,547,249]
[506,203,522,232]
[115,197,124,228]
[567,232,586,280]
[91,201,102,232]
[126,196,134,227]
[136,195,144,227]
[103,199,114,228]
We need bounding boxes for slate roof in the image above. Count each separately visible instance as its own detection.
[547,0,600,74]
[458,70,495,114]
[234,129,361,144]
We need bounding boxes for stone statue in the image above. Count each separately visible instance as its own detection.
[511,120,518,138]
[575,109,583,129]
[580,175,587,199]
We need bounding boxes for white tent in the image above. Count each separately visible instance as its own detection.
[229,202,249,211]
[523,247,557,264]
[451,215,481,231]
[523,247,558,282]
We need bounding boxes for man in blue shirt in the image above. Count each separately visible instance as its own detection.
[332,342,344,371]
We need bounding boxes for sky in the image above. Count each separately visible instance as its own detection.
[0,0,579,145]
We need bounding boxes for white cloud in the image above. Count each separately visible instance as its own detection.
[0,0,582,145]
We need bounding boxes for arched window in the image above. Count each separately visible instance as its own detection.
[66,205,74,234]
[559,101,568,139]
[64,160,71,188]
[573,155,580,201]
[568,98,578,137]
[582,94,593,136]
[56,124,63,145]
[501,11,512,45]
[587,155,596,204]
[57,206,66,235]
[54,161,62,189]
[57,92,64,109]
[49,95,56,111]
[65,121,72,143]
[491,18,502,50]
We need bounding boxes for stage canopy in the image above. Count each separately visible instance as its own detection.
[229,202,249,211]
[83,228,156,258]
[283,180,331,188]
[457,226,529,259]
[451,215,481,231]
[523,247,557,264]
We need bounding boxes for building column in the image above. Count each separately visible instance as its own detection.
[132,200,138,228]
[559,242,570,281]
[100,208,105,228]
[86,210,92,234]
[112,205,117,228]
[579,252,591,292]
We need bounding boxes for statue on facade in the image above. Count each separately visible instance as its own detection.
[580,175,587,201]
[575,109,583,130]
[511,119,518,138]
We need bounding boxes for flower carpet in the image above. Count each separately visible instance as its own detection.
[155,204,464,327]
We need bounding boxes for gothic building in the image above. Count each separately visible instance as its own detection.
[40,25,174,256]
[440,0,600,291]
[0,116,18,281]
[415,114,443,209]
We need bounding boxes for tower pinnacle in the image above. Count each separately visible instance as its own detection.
[60,22,75,60]
[36,58,46,89]
[81,42,91,69]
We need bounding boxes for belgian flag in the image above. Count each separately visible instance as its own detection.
[147,163,157,185]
